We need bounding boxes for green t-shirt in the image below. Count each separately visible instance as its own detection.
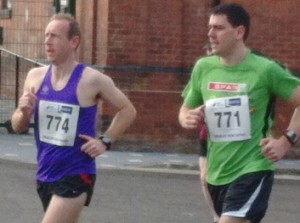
[183,51,300,185]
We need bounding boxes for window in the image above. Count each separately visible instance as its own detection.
[53,0,76,16]
[0,0,12,19]
[1,0,11,9]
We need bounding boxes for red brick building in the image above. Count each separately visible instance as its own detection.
[0,0,299,152]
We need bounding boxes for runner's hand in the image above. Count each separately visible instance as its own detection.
[79,134,107,158]
[260,136,291,162]
[18,87,37,117]
[184,105,205,129]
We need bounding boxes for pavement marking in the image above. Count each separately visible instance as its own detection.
[18,142,34,146]
[129,153,144,157]
[99,154,109,158]
[275,174,300,181]
[4,153,18,157]
[20,135,34,139]
[128,159,143,163]
[99,164,117,168]
[166,154,179,157]
[105,166,200,175]
[182,212,195,217]
[168,159,185,163]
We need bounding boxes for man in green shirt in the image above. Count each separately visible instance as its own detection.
[179,3,300,223]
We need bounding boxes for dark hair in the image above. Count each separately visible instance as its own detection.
[210,3,250,40]
[50,13,81,40]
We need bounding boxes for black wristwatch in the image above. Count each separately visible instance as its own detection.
[283,130,299,145]
[99,135,112,150]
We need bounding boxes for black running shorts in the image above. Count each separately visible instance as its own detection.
[208,170,274,223]
[37,173,96,211]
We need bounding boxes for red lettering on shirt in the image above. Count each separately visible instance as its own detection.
[209,82,240,92]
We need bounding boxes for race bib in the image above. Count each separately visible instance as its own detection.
[39,100,79,146]
[205,95,251,142]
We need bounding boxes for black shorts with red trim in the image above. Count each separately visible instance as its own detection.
[37,173,96,211]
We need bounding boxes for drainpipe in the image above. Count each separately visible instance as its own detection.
[91,0,98,65]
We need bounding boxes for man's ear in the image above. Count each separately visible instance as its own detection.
[236,25,246,41]
[71,35,80,49]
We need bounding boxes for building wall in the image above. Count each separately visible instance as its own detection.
[0,0,52,61]
[92,0,214,150]
[0,0,299,151]
[91,0,300,151]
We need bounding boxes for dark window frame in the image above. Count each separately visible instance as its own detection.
[53,0,76,16]
[0,0,12,19]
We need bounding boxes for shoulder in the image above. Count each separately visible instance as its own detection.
[81,66,114,86]
[249,50,287,70]
[191,55,219,78]
[25,65,49,92]
[79,66,116,97]
[194,55,218,67]
[27,65,49,77]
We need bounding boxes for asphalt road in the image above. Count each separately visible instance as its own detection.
[1,159,300,223]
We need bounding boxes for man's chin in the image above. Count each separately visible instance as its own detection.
[212,50,220,56]
[46,57,55,63]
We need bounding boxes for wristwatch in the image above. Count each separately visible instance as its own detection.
[99,135,112,150]
[283,130,299,145]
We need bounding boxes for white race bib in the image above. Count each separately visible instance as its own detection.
[205,95,251,142]
[39,100,80,146]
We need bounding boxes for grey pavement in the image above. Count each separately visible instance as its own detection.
[0,132,300,180]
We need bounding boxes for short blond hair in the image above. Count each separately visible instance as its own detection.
[50,13,81,39]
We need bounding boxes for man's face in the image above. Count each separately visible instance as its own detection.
[208,15,243,56]
[44,20,73,64]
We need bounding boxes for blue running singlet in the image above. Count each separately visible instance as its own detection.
[34,63,97,182]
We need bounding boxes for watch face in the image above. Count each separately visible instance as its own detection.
[101,136,112,145]
[286,130,299,144]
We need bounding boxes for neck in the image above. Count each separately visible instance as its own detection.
[52,60,78,79]
[220,44,249,66]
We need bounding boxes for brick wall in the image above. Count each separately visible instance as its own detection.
[92,0,300,151]
[91,0,214,151]
[235,0,300,70]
